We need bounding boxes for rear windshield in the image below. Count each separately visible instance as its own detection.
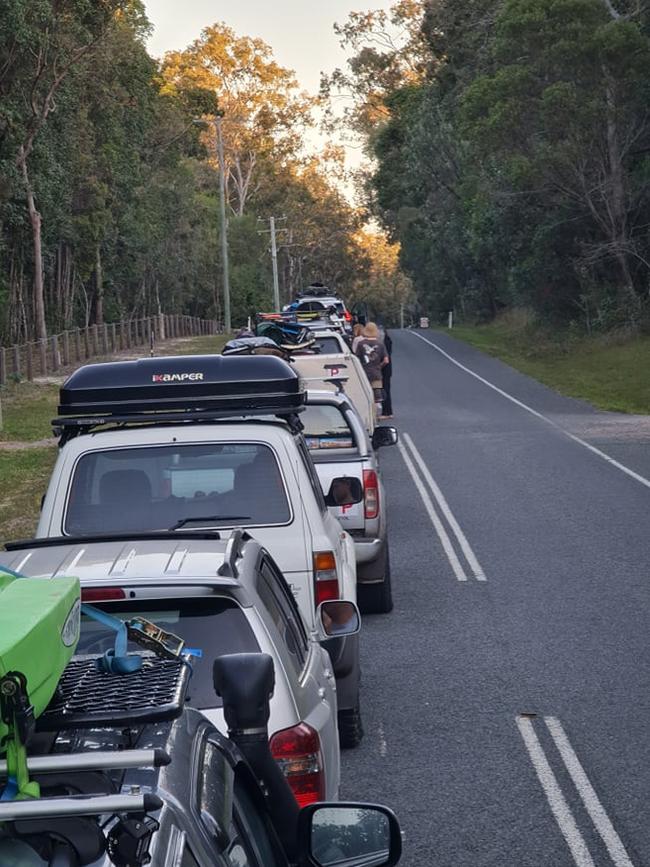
[302,404,355,450]
[313,336,343,355]
[77,597,259,709]
[65,443,291,534]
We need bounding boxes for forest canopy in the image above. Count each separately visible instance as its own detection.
[327,0,650,331]
[0,1,407,342]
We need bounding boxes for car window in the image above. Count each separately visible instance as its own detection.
[302,404,354,451]
[181,846,201,867]
[261,557,310,652]
[296,438,328,515]
[257,560,308,676]
[199,739,232,842]
[77,598,260,709]
[312,336,342,354]
[226,776,285,867]
[65,443,291,534]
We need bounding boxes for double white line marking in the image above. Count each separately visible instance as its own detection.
[517,715,635,867]
[398,433,487,582]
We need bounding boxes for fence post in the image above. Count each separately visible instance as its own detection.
[51,335,60,372]
[91,324,99,357]
[111,323,117,353]
[158,313,166,342]
[12,346,20,380]
[63,331,70,366]
[74,329,81,362]
[0,347,5,387]
[83,327,91,360]
[26,343,33,381]
[39,339,47,376]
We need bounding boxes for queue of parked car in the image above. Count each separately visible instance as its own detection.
[0,283,403,867]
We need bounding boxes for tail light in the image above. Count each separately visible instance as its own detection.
[363,469,379,519]
[344,310,352,322]
[270,722,325,807]
[81,587,126,603]
[313,551,339,606]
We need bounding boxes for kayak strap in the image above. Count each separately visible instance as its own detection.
[0,672,40,801]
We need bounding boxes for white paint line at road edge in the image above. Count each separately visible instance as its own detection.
[516,716,596,867]
[397,440,468,581]
[403,433,487,581]
[378,723,388,758]
[412,331,650,492]
[545,717,635,867]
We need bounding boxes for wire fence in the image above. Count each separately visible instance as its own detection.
[0,314,218,385]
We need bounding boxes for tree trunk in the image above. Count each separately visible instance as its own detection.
[19,150,47,341]
[94,243,104,325]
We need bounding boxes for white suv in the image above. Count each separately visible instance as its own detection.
[37,355,365,747]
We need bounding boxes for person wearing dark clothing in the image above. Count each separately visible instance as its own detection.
[354,322,389,419]
[381,330,393,418]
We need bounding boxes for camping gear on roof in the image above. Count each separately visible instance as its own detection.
[0,571,80,799]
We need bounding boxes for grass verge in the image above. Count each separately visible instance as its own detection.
[0,448,57,545]
[447,320,650,414]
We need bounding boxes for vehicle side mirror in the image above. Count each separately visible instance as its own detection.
[298,802,402,867]
[324,476,363,507]
[315,600,361,641]
[372,426,398,450]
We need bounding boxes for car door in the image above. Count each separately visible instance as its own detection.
[258,556,341,800]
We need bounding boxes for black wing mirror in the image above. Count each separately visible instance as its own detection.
[324,476,363,507]
[372,426,398,450]
[298,802,402,867]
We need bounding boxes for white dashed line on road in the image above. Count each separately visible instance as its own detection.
[403,433,487,581]
[517,715,636,867]
[397,439,469,582]
[412,331,650,492]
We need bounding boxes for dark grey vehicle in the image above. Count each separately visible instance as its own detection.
[0,653,402,867]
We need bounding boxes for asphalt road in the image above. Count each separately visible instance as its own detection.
[341,329,650,866]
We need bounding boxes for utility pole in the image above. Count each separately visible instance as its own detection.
[258,217,287,311]
[215,116,231,332]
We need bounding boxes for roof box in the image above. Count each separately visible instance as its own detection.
[56,354,305,423]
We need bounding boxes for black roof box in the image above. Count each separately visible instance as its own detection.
[57,355,305,421]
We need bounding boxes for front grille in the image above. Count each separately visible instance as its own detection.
[38,653,190,730]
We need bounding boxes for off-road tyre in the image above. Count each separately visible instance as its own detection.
[338,703,364,749]
[358,546,393,615]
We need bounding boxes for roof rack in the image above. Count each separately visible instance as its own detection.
[0,791,163,823]
[53,354,305,442]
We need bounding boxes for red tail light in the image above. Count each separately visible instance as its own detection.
[313,551,339,607]
[344,310,352,321]
[363,469,379,519]
[270,722,325,807]
[81,587,126,603]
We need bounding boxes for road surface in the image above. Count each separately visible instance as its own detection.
[341,329,650,866]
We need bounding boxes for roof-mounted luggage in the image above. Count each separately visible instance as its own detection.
[53,354,305,441]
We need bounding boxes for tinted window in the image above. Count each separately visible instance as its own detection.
[77,598,259,708]
[181,847,201,867]
[257,560,309,676]
[65,443,290,534]
[312,336,342,354]
[227,777,284,867]
[302,405,354,451]
[296,439,327,514]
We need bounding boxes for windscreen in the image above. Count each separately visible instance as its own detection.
[65,443,291,534]
[302,404,355,450]
[77,597,259,708]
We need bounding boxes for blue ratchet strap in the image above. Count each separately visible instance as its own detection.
[0,565,27,579]
[1,778,18,801]
[81,604,142,674]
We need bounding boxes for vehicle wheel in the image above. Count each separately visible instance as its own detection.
[358,546,393,615]
[338,703,364,749]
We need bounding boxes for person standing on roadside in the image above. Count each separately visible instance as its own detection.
[351,323,364,352]
[355,322,389,418]
[381,329,393,419]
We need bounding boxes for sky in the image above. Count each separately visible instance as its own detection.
[144,1,394,94]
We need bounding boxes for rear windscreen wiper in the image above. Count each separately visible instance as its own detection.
[171,516,251,530]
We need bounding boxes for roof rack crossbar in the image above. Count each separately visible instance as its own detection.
[0,792,163,822]
[0,748,170,778]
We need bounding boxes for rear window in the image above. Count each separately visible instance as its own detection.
[312,336,342,355]
[302,405,354,451]
[77,597,260,709]
[65,443,291,534]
